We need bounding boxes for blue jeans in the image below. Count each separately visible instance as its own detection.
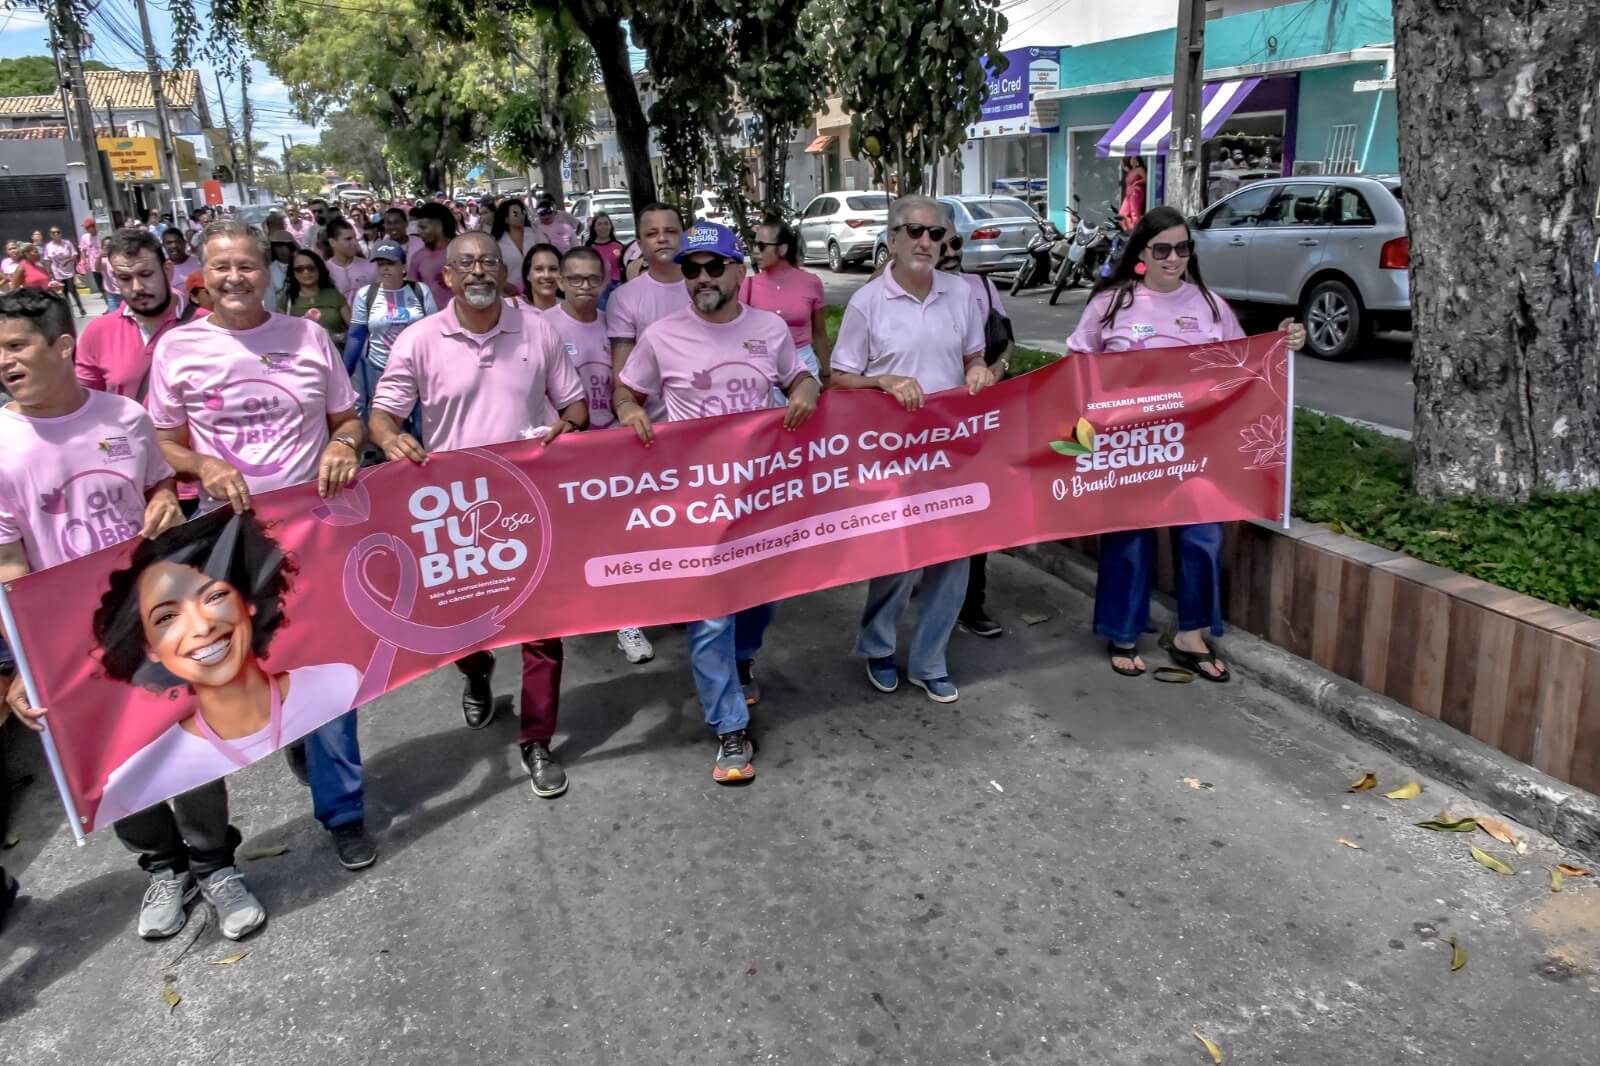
[854,558,970,681]
[770,343,821,407]
[302,711,364,830]
[687,603,776,735]
[1093,523,1224,645]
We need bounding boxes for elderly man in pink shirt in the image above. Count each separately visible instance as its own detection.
[77,230,206,402]
[369,229,589,800]
[829,195,996,704]
[616,220,820,785]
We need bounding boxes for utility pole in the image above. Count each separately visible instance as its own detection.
[214,70,247,204]
[1167,0,1207,217]
[282,134,295,201]
[131,0,189,221]
[240,68,256,197]
[45,16,75,141]
[50,0,117,224]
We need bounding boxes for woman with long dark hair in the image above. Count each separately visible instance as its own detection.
[586,212,624,309]
[1118,156,1148,230]
[519,242,564,312]
[491,199,533,293]
[279,248,352,348]
[739,218,831,385]
[1067,205,1306,681]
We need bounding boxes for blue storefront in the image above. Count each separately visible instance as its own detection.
[1036,0,1398,229]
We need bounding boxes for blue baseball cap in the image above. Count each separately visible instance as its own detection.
[674,220,745,264]
[370,239,406,263]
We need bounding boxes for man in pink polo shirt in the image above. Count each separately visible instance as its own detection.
[77,230,206,402]
[605,202,688,380]
[616,220,819,784]
[830,195,995,705]
[369,230,589,800]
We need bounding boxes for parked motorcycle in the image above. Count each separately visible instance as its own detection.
[1010,217,1065,293]
[1049,199,1123,305]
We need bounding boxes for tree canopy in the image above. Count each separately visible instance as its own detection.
[0,55,111,99]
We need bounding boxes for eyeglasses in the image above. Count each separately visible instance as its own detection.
[892,223,949,243]
[1148,240,1195,260]
[562,274,604,289]
[447,255,503,273]
[680,259,731,279]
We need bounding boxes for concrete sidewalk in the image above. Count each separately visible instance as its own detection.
[1,555,1596,1063]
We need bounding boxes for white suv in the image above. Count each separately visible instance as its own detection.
[794,192,892,272]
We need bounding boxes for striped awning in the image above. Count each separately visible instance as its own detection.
[1096,77,1263,157]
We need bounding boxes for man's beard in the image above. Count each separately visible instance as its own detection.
[693,287,730,313]
[130,288,173,318]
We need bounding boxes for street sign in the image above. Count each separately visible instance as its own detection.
[202,179,224,206]
[96,136,161,181]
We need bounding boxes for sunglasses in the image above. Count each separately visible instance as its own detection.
[680,259,731,279]
[1148,240,1195,260]
[893,223,949,243]
[752,241,782,251]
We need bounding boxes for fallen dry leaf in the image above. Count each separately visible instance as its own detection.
[161,988,182,1013]
[1556,863,1589,878]
[239,843,290,861]
[1346,772,1377,793]
[1383,780,1423,800]
[1336,837,1363,850]
[1182,778,1214,791]
[1477,816,1518,847]
[1415,817,1478,833]
[2,833,17,849]
[212,952,249,966]
[1020,610,1050,626]
[1447,936,1467,971]
[1470,845,1514,876]
[1552,868,1565,893]
[1193,1030,1223,1063]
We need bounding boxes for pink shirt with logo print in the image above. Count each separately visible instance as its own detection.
[543,303,617,429]
[0,390,173,571]
[145,313,357,510]
[619,305,805,424]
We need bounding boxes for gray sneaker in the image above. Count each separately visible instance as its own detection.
[137,868,198,940]
[199,866,266,941]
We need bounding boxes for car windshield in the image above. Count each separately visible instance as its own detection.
[965,198,1035,220]
[845,194,889,211]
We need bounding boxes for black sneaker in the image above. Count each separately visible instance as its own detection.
[283,740,310,786]
[331,823,377,870]
[461,664,495,729]
[521,742,568,798]
[713,730,755,784]
[958,610,1004,639]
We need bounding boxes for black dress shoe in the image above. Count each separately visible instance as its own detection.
[520,742,568,798]
[462,666,495,729]
[0,867,19,927]
[331,823,377,870]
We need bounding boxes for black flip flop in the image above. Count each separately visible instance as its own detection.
[1162,639,1230,683]
[1107,642,1145,677]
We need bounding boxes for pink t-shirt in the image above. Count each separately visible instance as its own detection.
[605,271,690,343]
[371,302,585,453]
[592,241,624,283]
[619,305,804,423]
[739,265,824,349]
[407,242,452,311]
[329,257,379,303]
[43,239,79,281]
[544,303,616,429]
[146,313,357,508]
[78,232,101,273]
[168,257,201,289]
[0,390,173,571]
[530,219,578,253]
[76,290,207,400]
[831,268,984,394]
[1066,281,1244,353]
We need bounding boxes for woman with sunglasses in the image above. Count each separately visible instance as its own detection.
[740,219,831,399]
[1067,205,1306,682]
[279,248,352,350]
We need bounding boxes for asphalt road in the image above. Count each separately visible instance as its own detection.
[814,267,1417,436]
[3,555,1596,1064]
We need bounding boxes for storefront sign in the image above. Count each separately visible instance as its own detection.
[4,335,1291,834]
[969,47,1062,139]
[202,179,225,206]
[96,136,161,181]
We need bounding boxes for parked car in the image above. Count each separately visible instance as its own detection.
[570,192,636,244]
[1190,175,1410,360]
[794,192,892,272]
[691,191,724,220]
[236,204,284,229]
[870,195,1045,277]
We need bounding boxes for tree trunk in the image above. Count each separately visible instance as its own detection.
[569,0,658,214]
[1395,0,1600,501]
[540,155,564,202]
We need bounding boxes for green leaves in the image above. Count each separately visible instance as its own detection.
[1414,817,1478,832]
[1469,845,1514,876]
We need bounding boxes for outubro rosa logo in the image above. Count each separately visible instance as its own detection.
[40,469,143,559]
[686,359,771,417]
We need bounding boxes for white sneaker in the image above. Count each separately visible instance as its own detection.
[616,627,654,664]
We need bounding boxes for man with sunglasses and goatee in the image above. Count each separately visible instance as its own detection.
[615,221,819,784]
[829,196,993,705]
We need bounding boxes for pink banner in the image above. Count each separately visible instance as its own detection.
[5,334,1291,832]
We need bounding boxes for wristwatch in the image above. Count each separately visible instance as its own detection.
[331,433,360,453]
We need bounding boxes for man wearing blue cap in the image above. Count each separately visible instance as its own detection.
[614,221,820,783]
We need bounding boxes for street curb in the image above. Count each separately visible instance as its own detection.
[1008,540,1600,859]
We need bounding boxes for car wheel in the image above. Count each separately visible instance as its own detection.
[873,244,890,270]
[1300,278,1364,360]
[828,241,845,273]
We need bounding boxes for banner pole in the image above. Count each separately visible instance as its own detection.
[0,581,88,846]
[1282,344,1296,530]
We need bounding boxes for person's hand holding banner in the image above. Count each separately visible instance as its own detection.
[382,432,428,465]
[3,674,45,734]
[318,438,360,498]
[877,374,925,411]
[782,377,820,431]
[965,362,998,395]
[617,398,655,445]
[140,487,184,540]
[198,455,251,514]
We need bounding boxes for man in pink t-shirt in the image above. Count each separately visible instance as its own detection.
[616,221,819,785]
[147,220,377,874]
[369,230,588,800]
[0,288,267,944]
[405,203,456,311]
[530,199,578,252]
[77,229,208,402]
[830,196,994,705]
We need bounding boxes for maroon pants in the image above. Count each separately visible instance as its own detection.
[454,639,562,745]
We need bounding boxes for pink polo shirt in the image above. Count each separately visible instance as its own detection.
[371,302,585,453]
[619,305,804,423]
[0,389,173,571]
[605,271,690,343]
[407,242,452,310]
[1067,281,1244,353]
[739,264,824,349]
[329,257,379,303]
[831,268,984,393]
[76,289,207,400]
[544,303,616,429]
[146,312,357,508]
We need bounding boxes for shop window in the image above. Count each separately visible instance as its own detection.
[1069,129,1126,223]
[984,134,1048,213]
[1202,112,1285,206]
